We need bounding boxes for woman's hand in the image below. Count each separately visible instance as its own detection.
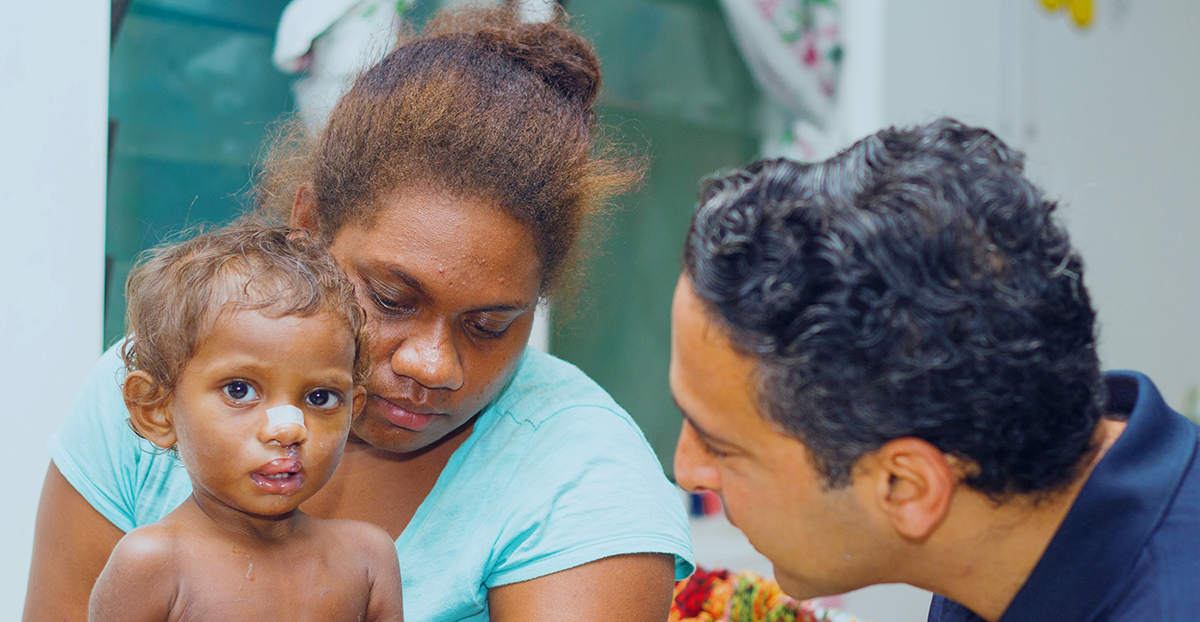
[488,553,676,622]
[22,462,125,622]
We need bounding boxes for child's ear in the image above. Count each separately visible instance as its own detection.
[351,386,367,419]
[290,183,319,233]
[123,371,177,450]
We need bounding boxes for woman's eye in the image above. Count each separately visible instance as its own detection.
[366,283,417,317]
[468,321,508,339]
[373,293,405,311]
[307,389,342,409]
[223,381,257,403]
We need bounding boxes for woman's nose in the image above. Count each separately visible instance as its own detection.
[674,420,721,493]
[391,320,465,391]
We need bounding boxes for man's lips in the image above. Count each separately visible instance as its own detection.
[372,395,439,432]
[251,457,303,495]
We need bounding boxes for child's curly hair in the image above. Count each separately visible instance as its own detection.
[120,219,369,411]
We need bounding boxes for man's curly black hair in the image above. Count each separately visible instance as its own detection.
[682,118,1105,496]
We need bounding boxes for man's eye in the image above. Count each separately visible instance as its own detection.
[223,381,257,402]
[700,440,731,458]
[307,389,342,409]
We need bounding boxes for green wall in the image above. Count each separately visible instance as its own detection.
[105,0,295,346]
[553,0,760,478]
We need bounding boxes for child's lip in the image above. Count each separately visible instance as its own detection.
[251,458,304,495]
[256,457,301,475]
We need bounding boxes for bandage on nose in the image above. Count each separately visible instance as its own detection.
[266,404,305,429]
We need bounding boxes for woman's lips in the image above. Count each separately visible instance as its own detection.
[251,457,303,495]
[373,395,437,432]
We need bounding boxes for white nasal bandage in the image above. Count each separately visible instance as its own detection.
[266,404,305,429]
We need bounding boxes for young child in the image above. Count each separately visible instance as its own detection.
[88,223,404,622]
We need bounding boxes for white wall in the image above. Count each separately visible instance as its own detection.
[847,0,1200,411]
[831,1,1200,620]
[0,1,110,615]
[1016,0,1200,413]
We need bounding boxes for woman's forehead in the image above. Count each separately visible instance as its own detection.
[330,191,542,304]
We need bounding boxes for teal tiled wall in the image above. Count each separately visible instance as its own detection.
[104,0,295,345]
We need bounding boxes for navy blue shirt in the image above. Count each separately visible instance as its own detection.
[928,372,1200,622]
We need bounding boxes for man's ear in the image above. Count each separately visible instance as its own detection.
[290,183,319,233]
[860,437,958,542]
[123,371,177,451]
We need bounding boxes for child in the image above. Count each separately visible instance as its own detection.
[88,223,404,622]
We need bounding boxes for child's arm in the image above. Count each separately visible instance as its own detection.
[359,524,404,622]
[88,528,177,622]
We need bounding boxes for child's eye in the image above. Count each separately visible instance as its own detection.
[306,389,342,409]
[223,381,257,403]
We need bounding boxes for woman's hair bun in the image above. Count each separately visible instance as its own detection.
[424,6,601,108]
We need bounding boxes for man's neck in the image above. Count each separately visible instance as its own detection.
[913,418,1127,622]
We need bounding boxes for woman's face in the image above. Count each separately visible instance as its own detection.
[323,188,542,454]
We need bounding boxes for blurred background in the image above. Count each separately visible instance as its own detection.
[3,0,1198,619]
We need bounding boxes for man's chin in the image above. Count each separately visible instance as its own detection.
[773,567,836,601]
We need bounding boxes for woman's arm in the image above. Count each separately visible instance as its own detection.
[488,553,675,622]
[23,463,125,622]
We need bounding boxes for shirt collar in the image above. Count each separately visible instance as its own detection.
[997,371,1198,622]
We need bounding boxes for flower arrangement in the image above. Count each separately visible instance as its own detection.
[670,567,861,622]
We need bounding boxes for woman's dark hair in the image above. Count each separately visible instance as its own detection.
[683,118,1105,497]
[258,5,642,300]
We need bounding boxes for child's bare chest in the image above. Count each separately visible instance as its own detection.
[165,544,372,622]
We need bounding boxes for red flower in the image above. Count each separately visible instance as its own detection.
[672,567,730,618]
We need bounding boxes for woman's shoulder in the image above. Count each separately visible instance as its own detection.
[49,340,191,533]
[472,348,665,495]
[487,347,630,429]
[52,341,139,456]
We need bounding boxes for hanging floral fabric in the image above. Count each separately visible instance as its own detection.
[717,0,844,161]
[273,0,416,133]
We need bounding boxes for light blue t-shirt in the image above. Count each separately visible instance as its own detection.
[50,344,694,621]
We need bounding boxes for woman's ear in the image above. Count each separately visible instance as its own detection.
[861,437,959,542]
[290,183,319,233]
[123,371,177,451]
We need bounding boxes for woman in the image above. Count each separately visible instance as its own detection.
[24,7,692,621]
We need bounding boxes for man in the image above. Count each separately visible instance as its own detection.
[670,118,1200,622]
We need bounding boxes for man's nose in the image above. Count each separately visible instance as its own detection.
[674,420,721,493]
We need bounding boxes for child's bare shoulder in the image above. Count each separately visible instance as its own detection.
[90,522,184,619]
[107,521,185,575]
[312,519,398,566]
[318,518,395,549]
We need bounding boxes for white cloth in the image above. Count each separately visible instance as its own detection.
[274,0,407,132]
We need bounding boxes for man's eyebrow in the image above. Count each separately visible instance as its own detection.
[672,395,721,443]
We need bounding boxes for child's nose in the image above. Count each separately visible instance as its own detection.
[263,420,308,446]
[260,404,308,446]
